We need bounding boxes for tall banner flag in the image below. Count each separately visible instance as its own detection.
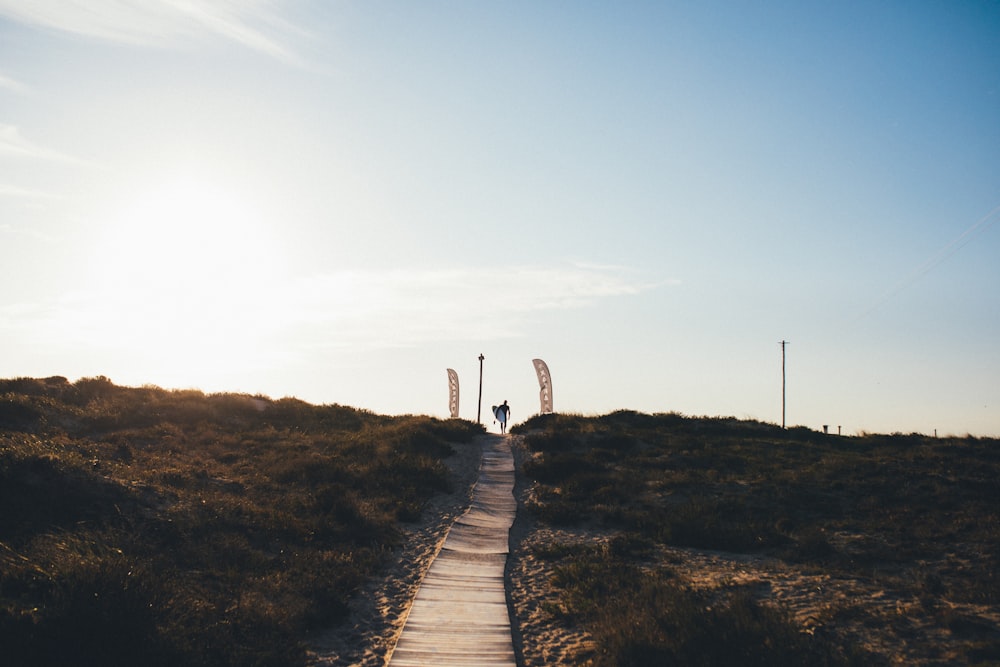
[532,359,553,414]
[446,369,460,418]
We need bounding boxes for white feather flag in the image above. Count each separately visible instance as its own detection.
[446,368,460,418]
[532,359,553,414]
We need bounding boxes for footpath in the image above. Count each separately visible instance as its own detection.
[387,435,517,666]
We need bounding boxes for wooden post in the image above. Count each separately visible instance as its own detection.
[477,354,485,424]
[779,340,789,429]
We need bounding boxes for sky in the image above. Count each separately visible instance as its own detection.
[1,1,998,436]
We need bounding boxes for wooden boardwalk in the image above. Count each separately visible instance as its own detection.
[387,435,517,667]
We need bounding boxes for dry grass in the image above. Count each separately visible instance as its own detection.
[6,379,998,665]
[0,376,481,667]
[511,410,1000,665]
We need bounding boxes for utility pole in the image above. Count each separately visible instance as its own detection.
[477,353,485,424]
[779,340,789,429]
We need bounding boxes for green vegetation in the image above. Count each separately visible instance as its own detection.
[0,376,481,667]
[513,411,1000,665]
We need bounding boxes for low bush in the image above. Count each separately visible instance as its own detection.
[543,543,871,666]
[0,377,482,666]
[518,411,1000,662]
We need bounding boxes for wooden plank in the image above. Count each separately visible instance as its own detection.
[387,436,517,667]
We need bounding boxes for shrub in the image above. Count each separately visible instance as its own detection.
[545,544,870,666]
[517,411,999,665]
[0,378,480,666]
[0,396,44,431]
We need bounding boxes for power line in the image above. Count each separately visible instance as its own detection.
[854,203,1000,322]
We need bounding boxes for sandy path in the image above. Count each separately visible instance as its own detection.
[306,432,602,666]
[306,435,484,666]
[311,431,985,666]
[387,435,517,666]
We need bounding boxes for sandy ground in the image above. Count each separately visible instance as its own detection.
[505,435,1000,666]
[311,434,1000,666]
[513,533,999,665]
[506,435,602,666]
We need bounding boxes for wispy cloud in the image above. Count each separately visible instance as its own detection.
[0,0,305,64]
[9,263,667,359]
[0,263,669,392]
[284,264,667,349]
[0,71,28,94]
[0,183,60,200]
[0,124,97,167]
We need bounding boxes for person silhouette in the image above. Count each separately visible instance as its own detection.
[495,400,511,434]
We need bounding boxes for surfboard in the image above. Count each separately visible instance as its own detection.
[493,405,507,423]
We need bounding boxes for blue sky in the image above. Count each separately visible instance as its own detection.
[1,1,998,435]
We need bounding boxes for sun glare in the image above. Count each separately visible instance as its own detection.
[97,178,282,288]
[82,174,290,389]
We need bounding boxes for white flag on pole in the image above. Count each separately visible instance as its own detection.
[446,368,460,418]
[532,359,553,414]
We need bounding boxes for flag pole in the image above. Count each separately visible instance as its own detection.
[477,353,484,424]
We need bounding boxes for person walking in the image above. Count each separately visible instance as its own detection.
[495,400,511,434]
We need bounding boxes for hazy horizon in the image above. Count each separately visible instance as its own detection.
[1,2,998,436]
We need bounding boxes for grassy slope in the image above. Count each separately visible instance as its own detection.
[0,377,481,667]
[4,379,998,665]
[512,411,1000,666]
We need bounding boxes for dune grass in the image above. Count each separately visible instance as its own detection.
[536,537,867,667]
[512,410,1000,665]
[0,376,480,667]
[5,379,998,665]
